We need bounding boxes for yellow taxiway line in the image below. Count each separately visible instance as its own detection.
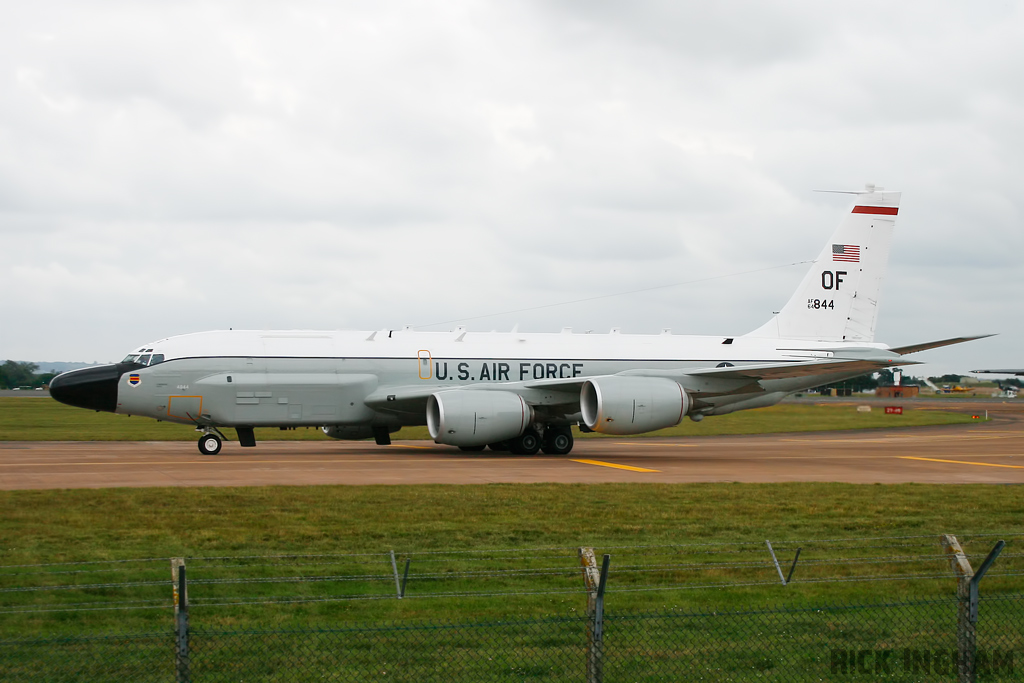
[571,459,660,473]
[899,456,1024,470]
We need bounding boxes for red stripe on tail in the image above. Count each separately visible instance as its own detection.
[852,206,899,215]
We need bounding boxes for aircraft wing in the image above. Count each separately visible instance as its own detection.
[889,335,994,355]
[364,385,437,415]
[366,334,990,413]
[364,381,582,416]
[370,356,914,407]
[972,369,1024,376]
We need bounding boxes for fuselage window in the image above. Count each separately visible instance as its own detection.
[138,354,152,366]
[150,354,165,365]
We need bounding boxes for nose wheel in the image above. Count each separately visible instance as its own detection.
[197,432,223,455]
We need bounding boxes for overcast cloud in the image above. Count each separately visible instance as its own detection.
[1,1,1021,375]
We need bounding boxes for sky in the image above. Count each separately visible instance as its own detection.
[1,1,1021,376]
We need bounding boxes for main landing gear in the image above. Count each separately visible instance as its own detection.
[542,426,574,455]
[483,425,575,456]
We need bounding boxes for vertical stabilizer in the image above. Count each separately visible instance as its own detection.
[746,188,901,342]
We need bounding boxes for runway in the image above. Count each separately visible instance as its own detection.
[2,401,1022,489]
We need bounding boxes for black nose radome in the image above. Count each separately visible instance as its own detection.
[49,363,130,413]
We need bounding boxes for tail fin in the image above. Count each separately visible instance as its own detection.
[746,187,901,343]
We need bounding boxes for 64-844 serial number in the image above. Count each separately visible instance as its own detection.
[807,299,835,310]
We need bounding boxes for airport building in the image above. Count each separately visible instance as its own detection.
[876,385,920,399]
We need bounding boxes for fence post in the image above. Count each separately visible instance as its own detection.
[765,540,786,585]
[173,561,190,683]
[390,550,402,598]
[969,541,1004,623]
[579,548,610,683]
[941,535,975,683]
[171,558,188,618]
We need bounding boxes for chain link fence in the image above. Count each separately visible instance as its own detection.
[2,595,1021,681]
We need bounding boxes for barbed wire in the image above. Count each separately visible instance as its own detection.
[185,551,395,563]
[192,587,587,608]
[8,548,1014,586]
[0,580,168,594]
[614,573,957,594]
[0,603,175,615]
[0,557,170,570]
[0,567,173,578]
[0,598,170,613]
[399,553,578,563]
[4,552,1020,593]
[193,574,396,586]
[5,570,1021,616]
[1,534,1010,571]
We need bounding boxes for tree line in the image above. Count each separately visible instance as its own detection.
[0,361,59,390]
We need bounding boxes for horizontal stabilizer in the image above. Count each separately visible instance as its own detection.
[688,356,918,382]
[890,335,994,356]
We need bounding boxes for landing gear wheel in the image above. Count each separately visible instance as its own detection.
[508,429,542,456]
[488,441,510,452]
[542,427,574,455]
[198,433,222,455]
[459,445,486,452]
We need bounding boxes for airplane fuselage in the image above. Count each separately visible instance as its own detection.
[112,329,888,429]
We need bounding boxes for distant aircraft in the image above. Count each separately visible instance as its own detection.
[973,369,1024,376]
[972,370,1023,399]
[50,187,988,455]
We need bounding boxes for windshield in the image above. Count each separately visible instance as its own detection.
[120,353,165,366]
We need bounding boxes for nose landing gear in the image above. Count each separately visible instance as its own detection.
[196,427,227,455]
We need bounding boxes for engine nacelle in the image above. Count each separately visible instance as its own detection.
[581,376,689,435]
[427,390,532,447]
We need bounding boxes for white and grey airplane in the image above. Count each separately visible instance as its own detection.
[50,187,987,456]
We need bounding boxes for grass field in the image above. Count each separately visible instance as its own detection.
[1,483,1021,637]
[0,397,977,442]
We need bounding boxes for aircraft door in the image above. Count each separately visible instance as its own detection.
[417,350,432,380]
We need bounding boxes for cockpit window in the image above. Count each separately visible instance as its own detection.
[121,353,165,366]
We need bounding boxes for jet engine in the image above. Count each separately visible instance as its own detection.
[580,376,689,435]
[427,390,532,447]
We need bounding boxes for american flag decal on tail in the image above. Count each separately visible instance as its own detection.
[832,244,860,262]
